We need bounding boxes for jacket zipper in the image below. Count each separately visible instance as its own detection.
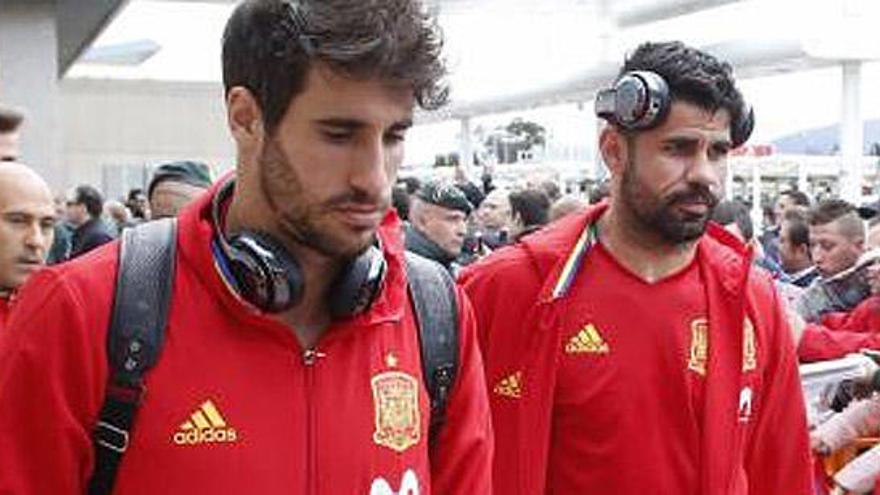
[303,348,324,495]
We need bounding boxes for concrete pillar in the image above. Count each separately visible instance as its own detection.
[797,162,809,194]
[0,1,65,188]
[840,61,863,203]
[459,117,473,173]
[751,161,762,233]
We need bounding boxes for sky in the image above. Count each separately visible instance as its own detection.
[66,0,880,161]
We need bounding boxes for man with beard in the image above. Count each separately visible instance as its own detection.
[0,1,492,494]
[460,41,812,494]
[0,163,55,330]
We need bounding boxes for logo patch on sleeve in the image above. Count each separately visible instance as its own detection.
[493,371,522,399]
[371,371,421,453]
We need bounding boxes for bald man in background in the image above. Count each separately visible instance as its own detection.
[0,163,56,329]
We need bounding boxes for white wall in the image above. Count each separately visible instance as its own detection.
[60,78,235,198]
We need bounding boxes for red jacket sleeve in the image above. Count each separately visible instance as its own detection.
[0,269,112,494]
[429,286,494,494]
[798,296,880,362]
[745,274,814,494]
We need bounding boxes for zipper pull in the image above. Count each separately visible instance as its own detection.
[302,348,326,366]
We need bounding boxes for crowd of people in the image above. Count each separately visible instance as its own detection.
[3,0,880,494]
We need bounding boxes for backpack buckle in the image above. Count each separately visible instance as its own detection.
[95,421,130,453]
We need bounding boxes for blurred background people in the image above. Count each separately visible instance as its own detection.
[405,180,472,273]
[66,184,114,258]
[0,105,24,162]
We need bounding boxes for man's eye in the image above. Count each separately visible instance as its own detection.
[323,131,351,142]
[385,132,406,144]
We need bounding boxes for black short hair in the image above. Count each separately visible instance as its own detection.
[779,189,811,207]
[509,188,550,228]
[222,0,448,134]
[621,41,746,132]
[808,199,856,226]
[74,185,105,218]
[781,210,810,248]
[127,188,146,202]
[0,104,24,133]
[711,200,753,241]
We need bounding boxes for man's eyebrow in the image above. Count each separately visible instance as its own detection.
[314,118,365,129]
[313,118,413,132]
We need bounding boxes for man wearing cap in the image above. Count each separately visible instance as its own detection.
[405,179,472,273]
[148,160,213,219]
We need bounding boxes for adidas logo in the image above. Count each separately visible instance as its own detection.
[493,371,522,398]
[172,400,238,446]
[565,323,609,354]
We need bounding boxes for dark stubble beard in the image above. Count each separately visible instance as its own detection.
[258,138,382,260]
[620,155,719,245]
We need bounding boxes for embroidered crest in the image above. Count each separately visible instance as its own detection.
[371,371,421,453]
[687,318,709,376]
[742,317,757,372]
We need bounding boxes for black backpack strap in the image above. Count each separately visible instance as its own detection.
[88,218,177,495]
[404,252,459,447]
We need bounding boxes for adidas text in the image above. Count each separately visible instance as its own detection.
[173,427,238,445]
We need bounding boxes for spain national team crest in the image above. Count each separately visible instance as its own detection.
[371,371,421,453]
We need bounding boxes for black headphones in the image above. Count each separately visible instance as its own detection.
[595,70,755,148]
[211,179,387,318]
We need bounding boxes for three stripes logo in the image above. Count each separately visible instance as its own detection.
[565,323,609,354]
[172,399,238,446]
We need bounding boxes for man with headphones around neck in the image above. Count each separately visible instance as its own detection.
[0,1,492,494]
[460,41,812,494]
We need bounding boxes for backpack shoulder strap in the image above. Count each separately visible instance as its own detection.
[88,218,177,495]
[404,251,459,447]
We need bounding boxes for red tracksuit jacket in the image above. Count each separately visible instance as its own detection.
[799,296,880,362]
[0,185,493,494]
[0,295,9,333]
[460,203,812,495]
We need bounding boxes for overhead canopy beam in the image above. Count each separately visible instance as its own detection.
[614,0,741,27]
[56,0,127,77]
[417,38,865,124]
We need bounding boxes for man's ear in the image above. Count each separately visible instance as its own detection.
[227,86,265,154]
[598,125,628,177]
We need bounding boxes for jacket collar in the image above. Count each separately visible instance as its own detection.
[521,201,754,303]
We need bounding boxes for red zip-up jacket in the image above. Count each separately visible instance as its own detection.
[460,203,812,495]
[799,296,880,362]
[0,183,493,494]
[0,294,10,333]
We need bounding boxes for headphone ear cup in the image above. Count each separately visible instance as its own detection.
[327,244,386,320]
[597,71,670,131]
[227,231,304,313]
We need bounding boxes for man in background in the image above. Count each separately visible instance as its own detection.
[809,199,864,280]
[66,184,114,258]
[147,160,213,219]
[779,209,819,287]
[405,179,472,273]
[0,105,24,162]
[0,163,55,329]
